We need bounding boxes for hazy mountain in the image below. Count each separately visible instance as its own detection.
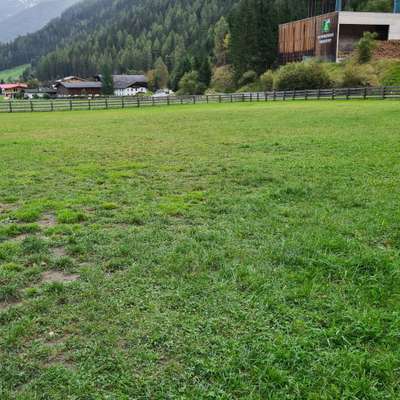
[0,0,81,42]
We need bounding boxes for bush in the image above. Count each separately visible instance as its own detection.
[177,71,206,95]
[238,70,258,87]
[341,63,379,87]
[274,61,332,90]
[260,70,274,91]
[211,65,236,93]
[236,82,263,93]
[356,32,378,64]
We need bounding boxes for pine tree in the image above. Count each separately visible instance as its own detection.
[101,63,114,96]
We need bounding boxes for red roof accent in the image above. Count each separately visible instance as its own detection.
[0,83,28,90]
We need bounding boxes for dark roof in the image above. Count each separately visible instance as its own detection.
[113,75,148,89]
[58,82,102,89]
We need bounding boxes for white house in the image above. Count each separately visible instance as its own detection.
[113,75,148,97]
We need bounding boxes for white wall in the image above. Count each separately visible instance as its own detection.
[338,12,400,40]
[114,87,147,97]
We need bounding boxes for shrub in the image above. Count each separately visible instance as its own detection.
[356,32,378,64]
[236,82,263,93]
[238,70,258,87]
[211,65,236,93]
[260,70,274,91]
[274,61,332,90]
[341,63,379,87]
[177,71,206,95]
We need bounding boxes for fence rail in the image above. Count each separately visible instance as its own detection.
[1,86,400,113]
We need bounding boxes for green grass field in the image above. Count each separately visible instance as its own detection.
[0,101,399,399]
[0,64,29,82]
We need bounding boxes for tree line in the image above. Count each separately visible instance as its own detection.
[0,0,392,93]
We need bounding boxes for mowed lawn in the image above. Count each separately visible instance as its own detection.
[0,101,399,399]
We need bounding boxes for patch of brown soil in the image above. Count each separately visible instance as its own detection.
[0,298,22,311]
[38,213,57,228]
[0,203,16,214]
[41,271,79,284]
[12,233,30,242]
[374,40,400,60]
[51,247,67,257]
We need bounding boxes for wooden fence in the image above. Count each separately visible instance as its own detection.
[1,86,400,113]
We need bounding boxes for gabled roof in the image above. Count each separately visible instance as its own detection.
[56,76,88,83]
[113,75,148,89]
[57,82,102,89]
[0,83,28,90]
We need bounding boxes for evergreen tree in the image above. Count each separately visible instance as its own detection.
[213,16,230,66]
[101,63,114,96]
[154,57,170,89]
[229,0,278,80]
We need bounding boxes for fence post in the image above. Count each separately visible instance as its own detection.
[273,90,276,101]
[250,93,253,102]
[206,95,209,104]
[167,96,170,105]
[219,95,222,103]
[265,92,268,101]
[152,97,155,106]
[105,98,108,109]
[193,95,196,104]
[9,102,12,113]
[382,87,386,99]
[51,101,54,112]
[122,97,125,108]
[30,101,34,112]
[364,87,367,100]
[305,90,308,101]
[70,99,73,111]
[283,90,286,101]
[332,89,336,100]
[231,94,233,103]
[88,99,91,110]
[242,93,245,102]
[292,90,296,100]
[346,88,350,100]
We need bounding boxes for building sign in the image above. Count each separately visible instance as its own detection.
[321,19,332,34]
[318,19,335,44]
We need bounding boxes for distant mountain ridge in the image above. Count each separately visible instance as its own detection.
[0,0,81,43]
[0,0,239,80]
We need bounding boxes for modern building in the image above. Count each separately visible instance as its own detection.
[279,0,400,63]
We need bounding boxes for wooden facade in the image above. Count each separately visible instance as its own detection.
[279,12,339,64]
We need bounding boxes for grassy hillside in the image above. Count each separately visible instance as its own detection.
[1,102,399,398]
[0,64,29,82]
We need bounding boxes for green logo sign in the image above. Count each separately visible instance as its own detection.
[321,19,332,33]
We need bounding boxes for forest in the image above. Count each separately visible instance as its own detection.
[0,0,393,91]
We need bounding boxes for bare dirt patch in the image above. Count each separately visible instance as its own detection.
[12,233,30,242]
[0,203,16,214]
[41,271,80,284]
[51,247,67,257]
[38,213,57,229]
[0,298,22,311]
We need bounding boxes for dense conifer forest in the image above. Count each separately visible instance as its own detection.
[0,0,392,87]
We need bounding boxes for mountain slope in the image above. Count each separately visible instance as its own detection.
[0,0,81,43]
[0,0,239,80]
